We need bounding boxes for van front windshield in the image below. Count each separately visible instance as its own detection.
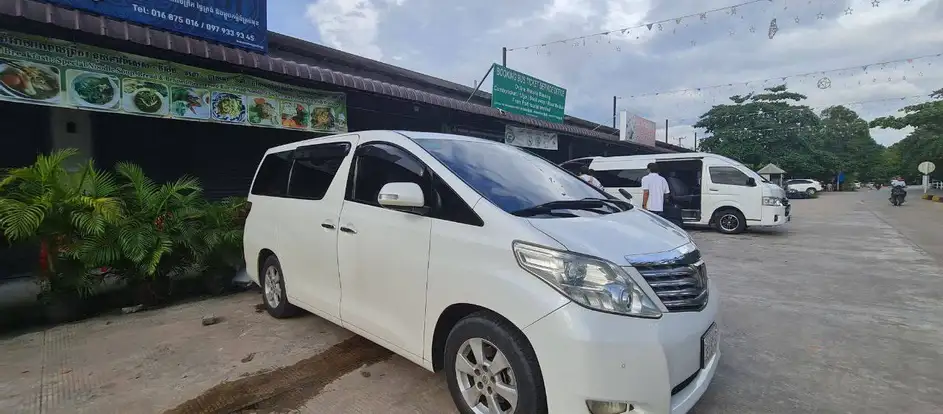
[414,137,608,214]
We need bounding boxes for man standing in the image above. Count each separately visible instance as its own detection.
[641,162,671,218]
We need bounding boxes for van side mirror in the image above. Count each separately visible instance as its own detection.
[378,182,426,210]
[618,188,634,200]
[747,177,757,187]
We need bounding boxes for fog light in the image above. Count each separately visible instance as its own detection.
[586,400,630,414]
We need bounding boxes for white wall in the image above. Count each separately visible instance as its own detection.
[49,108,93,170]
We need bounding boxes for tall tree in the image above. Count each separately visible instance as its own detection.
[696,85,828,177]
[817,105,884,181]
[871,88,943,181]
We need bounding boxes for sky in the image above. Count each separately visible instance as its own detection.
[268,0,943,148]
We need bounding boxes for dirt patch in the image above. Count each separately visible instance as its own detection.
[162,336,392,414]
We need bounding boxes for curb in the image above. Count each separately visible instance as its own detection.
[920,194,943,202]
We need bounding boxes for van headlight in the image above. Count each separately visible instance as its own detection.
[512,242,662,318]
[763,196,783,206]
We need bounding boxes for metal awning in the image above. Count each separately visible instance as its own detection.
[1,0,670,153]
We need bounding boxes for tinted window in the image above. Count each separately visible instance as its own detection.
[287,143,350,200]
[414,137,604,213]
[349,143,430,206]
[710,166,752,186]
[431,174,484,226]
[251,150,292,196]
[595,168,647,188]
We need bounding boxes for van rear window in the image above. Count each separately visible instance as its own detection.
[251,151,292,197]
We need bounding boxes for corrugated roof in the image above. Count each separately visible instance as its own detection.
[1,0,671,153]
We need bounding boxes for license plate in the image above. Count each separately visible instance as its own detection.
[701,323,719,368]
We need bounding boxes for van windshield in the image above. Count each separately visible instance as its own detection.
[414,137,611,214]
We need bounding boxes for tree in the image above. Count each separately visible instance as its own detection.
[871,88,943,182]
[817,105,884,182]
[696,85,829,178]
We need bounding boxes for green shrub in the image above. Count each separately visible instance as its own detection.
[0,149,246,302]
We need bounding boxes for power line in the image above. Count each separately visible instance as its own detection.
[645,93,937,125]
[507,0,768,52]
[616,52,943,99]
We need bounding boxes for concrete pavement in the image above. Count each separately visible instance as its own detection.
[1,191,941,414]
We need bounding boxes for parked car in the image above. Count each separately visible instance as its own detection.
[244,130,719,414]
[784,179,823,196]
[561,153,790,235]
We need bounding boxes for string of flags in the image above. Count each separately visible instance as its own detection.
[616,52,943,99]
[508,0,918,56]
[653,93,935,126]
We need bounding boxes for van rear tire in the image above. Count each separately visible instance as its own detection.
[714,209,746,234]
[261,255,300,318]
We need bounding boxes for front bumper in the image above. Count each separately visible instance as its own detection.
[523,281,720,413]
[756,204,789,227]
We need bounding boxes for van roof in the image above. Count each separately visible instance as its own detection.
[263,130,506,155]
[588,152,739,164]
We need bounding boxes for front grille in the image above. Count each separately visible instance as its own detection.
[635,262,708,312]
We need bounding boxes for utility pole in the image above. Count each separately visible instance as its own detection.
[664,119,669,143]
[677,136,687,148]
[693,131,698,151]
[502,47,507,67]
[612,96,617,129]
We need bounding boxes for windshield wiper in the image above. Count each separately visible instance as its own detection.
[581,197,632,212]
[511,199,611,217]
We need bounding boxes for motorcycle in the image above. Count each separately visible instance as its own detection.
[890,185,907,206]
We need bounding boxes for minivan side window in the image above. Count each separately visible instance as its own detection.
[251,150,293,196]
[709,166,752,186]
[595,168,648,188]
[348,143,432,207]
[348,142,484,226]
[286,143,351,200]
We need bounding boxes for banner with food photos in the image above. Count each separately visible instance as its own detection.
[0,30,347,133]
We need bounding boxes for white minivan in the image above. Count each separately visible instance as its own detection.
[244,130,719,414]
[562,153,789,234]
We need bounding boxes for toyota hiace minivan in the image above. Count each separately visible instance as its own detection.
[244,130,719,413]
[562,153,789,234]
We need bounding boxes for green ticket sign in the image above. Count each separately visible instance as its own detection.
[0,30,348,133]
[491,64,566,123]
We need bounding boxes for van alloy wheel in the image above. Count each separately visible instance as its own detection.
[264,266,282,308]
[455,337,519,414]
[719,214,740,232]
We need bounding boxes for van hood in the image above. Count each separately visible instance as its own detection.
[527,209,692,266]
[764,182,786,198]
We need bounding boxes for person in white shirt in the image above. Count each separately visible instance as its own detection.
[578,165,602,189]
[641,162,671,215]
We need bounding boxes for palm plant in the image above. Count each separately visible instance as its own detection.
[195,197,248,293]
[0,149,123,297]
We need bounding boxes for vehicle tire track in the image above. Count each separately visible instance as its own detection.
[162,335,392,414]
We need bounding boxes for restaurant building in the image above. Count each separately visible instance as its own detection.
[0,0,684,280]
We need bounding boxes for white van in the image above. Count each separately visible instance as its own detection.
[562,153,789,234]
[244,131,718,414]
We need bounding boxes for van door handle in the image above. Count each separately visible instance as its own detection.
[339,226,357,234]
[321,222,336,230]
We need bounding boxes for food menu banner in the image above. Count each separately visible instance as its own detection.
[43,0,267,52]
[0,30,348,134]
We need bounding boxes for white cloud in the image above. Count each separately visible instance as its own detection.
[288,0,943,146]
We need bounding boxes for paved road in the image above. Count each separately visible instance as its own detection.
[2,191,941,414]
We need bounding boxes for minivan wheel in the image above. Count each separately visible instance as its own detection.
[444,312,545,414]
[261,255,299,318]
[714,209,746,234]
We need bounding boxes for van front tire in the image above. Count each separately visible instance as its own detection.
[261,255,300,318]
[714,208,746,234]
[444,311,546,414]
